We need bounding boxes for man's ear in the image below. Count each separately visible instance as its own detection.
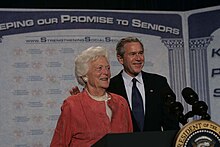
[117,54,124,64]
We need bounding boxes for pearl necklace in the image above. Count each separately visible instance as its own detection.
[86,89,111,101]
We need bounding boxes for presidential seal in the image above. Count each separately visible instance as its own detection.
[174,120,220,147]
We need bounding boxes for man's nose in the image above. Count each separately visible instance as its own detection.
[135,53,142,59]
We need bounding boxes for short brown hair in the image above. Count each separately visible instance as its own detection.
[116,36,144,57]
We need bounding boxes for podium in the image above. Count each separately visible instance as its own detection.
[92,130,178,147]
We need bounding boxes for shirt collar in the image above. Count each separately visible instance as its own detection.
[122,70,143,84]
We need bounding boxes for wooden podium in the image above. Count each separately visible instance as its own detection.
[92,130,178,147]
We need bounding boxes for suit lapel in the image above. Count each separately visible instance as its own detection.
[114,71,128,100]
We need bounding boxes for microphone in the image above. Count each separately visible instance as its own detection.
[181,87,199,105]
[164,90,176,106]
[163,90,187,125]
[169,101,187,125]
[181,87,210,120]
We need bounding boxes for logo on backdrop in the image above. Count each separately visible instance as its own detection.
[175,120,220,147]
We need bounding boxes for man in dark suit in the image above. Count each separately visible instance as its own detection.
[107,36,179,132]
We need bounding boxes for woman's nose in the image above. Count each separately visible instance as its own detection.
[102,67,110,74]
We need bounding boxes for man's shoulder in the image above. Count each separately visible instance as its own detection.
[142,71,166,79]
[110,71,123,81]
[108,72,124,92]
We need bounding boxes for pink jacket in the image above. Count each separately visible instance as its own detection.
[50,90,133,147]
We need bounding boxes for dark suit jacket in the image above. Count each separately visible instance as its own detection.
[107,70,180,132]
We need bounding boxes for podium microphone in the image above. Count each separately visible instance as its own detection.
[181,87,199,105]
[181,87,211,120]
[164,90,187,125]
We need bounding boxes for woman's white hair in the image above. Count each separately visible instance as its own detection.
[75,46,109,86]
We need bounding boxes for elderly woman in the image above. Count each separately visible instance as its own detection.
[50,46,133,147]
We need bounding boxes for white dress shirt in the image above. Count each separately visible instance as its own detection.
[122,70,146,114]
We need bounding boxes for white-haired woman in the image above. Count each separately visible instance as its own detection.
[50,46,133,147]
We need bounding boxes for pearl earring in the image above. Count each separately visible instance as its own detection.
[83,77,88,82]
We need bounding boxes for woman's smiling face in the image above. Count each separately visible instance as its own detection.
[86,56,111,90]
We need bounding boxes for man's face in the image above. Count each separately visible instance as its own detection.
[117,42,145,77]
[86,56,111,90]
